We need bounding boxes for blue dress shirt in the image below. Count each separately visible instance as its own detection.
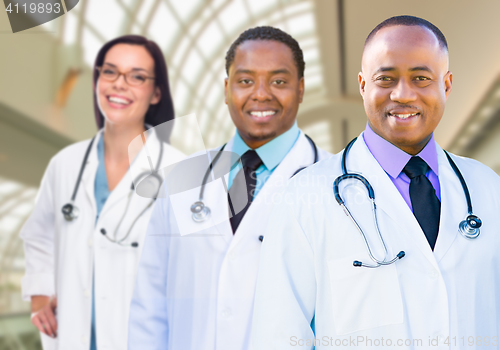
[91,135,110,350]
[228,122,300,197]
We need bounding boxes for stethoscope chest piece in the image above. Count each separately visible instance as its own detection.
[459,214,482,239]
[191,201,211,222]
[62,202,79,221]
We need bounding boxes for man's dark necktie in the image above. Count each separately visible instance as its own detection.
[403,156,440,250]
[228,150,263,233]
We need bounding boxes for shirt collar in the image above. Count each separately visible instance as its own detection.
[231,122,300,171]
[362,122,439,178]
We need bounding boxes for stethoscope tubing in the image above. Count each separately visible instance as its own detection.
[192,134,318,224]
[335,137,480,268]
[63,132,164,247]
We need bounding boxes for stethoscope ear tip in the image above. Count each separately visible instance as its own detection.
[397,251,405,259]
[353,261,363,267]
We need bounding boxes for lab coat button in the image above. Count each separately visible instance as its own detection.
[84,289,90,297]
[429,270,439,279]
[88,239,93,247]
[81,336,88,344]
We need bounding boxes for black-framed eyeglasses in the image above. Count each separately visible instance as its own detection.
[97,64,155,86]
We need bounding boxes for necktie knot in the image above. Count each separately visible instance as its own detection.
[241,150,262,171]
[403,157,429,179]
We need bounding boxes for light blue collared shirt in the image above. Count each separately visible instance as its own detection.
[227,122,300,197]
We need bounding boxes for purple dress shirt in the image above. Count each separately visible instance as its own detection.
[362,123,441,211]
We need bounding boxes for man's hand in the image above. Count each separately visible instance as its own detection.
[31,295,58,338]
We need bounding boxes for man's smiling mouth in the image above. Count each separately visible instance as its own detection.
[250,110,276,118]
[388,112,419,119]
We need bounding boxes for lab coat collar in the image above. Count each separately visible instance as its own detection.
[352,134,465,266]
[82,127,164,222]
[228,131,314,250]
[432,143,462,262]
[81,130,102,217]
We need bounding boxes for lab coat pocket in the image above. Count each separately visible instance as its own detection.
[327,255,403,335]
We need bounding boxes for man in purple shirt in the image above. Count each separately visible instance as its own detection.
[253,15,500,349]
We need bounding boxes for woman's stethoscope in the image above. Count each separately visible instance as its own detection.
[61,133,164,248]
[333,138,482,268]
[190,134,318,224]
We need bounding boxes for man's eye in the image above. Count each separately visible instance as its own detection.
[377,76,392,81]
[415,76,430,81]
[273,80,286,85]
[239,79,252,84]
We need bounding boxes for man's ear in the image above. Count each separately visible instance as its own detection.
[444,71,453,99]
[358,72,366,99]
[150,86,161,105]
[298,77,304,103]
[224,78,229,105]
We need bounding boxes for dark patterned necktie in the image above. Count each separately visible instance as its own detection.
[228,150,263,233]
[403,156,441,250]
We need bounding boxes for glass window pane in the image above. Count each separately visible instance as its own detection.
[286,13,315,37]
[137,0,156,26]
[63,10,78,45]
[182,51,205,84]
[120,0,136,9]
[171,0,202,22]
[301,120,331,151]
[284,1,312,17]
[148,2,179,52]
[247,0,277,16]
[86,0,123,40]
[173,80,191,114]
[305,73,322,90]
[172,38,192,68]
[82,28,104,67]
[197,21,223,59]
[303,47,319,65]
[218,0,248,35]
[131,23,142,34]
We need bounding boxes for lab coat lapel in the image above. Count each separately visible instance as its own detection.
[433,145,463,262]
[99,129,163,218]
[208,138,235,245]
[81,132,101,216]
[349,136,439,269]
[229,132,314,250]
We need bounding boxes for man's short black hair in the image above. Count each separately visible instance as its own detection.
[225,26,305,78]
[365,15,448,52]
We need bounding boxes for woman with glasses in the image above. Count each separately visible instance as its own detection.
[20,35,184,350]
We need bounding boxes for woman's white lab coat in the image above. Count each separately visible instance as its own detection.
[20,129,184,350]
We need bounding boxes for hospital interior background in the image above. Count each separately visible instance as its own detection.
[1,0,500,348]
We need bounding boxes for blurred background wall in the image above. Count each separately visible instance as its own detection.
[1,0,500,348]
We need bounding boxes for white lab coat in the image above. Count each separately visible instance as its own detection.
[20,128,184,350]
[128,131,331,350]
[252,135,500,349]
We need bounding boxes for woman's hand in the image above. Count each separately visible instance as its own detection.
[31,295,58,338]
